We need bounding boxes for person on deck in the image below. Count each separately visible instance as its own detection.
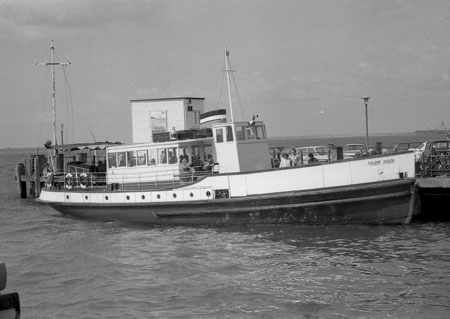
[279,153,291,167]
[179,155,191,182]
[308,153,319,164]
[97,161,106,172]
[191,156,204,181]
[202,154,215,172]
[89,161,98,173]
[289,148,300,166]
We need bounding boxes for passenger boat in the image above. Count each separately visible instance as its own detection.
[38,49,417,225]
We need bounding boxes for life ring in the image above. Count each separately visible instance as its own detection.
[65,173,74,190]
[45,172,53,189]
[79,172,88,189]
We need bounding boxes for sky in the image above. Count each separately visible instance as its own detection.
[1,0,450,148]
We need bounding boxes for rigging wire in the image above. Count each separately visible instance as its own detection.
[229,67,246,121]
[62,67,74,144]
[36,68,51,155]
[62,67,98,143]
[215,69,226,111]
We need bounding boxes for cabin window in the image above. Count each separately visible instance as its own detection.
[137,150,147,166]
[108,153,117,168]
[191,145,200,158]
[179,147,188,162]
[148,149,157,165]
[216,128,224,143]
[255,125,265,139]
[226,126,234,142]
[158,148,167,164]
[246,127,255,139]
[127,151,137,167]
[117,152,126,167]
[168,147,178,164]
[203,144,213,161]
[236,126,245,141]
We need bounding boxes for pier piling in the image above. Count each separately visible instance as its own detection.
[15,163,27,199]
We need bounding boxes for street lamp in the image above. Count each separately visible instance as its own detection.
[60,123,64,146]
[362,96,371,152]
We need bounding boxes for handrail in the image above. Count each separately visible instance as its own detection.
[45,164,219,191]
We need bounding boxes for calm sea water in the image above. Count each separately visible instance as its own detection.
[2,136,450,318]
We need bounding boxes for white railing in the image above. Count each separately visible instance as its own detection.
[45,164,219,191]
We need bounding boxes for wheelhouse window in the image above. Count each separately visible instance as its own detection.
[246,127,256,139]
[236,126,245,141]
[226,126,234,142]
[246,125,266,140]
[216,128,224,143]
[255,125,265,139]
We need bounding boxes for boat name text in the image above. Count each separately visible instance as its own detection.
[368,158,395,166]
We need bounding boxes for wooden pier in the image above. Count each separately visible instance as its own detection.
[15,154,46,199]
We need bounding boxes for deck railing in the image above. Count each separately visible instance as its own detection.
[418,152,450,177]
[45,164,219,191]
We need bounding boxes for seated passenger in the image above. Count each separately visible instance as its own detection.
[289,148,300,166]
[308,153,319,163]
[179,155,191,182]
[97,161,106,172]
[279,153,291,167]
[192,156,203,171]
[202,154,215,171]
[168,152,177,164]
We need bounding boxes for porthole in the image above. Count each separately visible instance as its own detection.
[190,193,194,198]
[157,194,161,199]
[85,195,88,200]
[173,193,177,198]
[105,196,109,200]
[206,191,211,197]
[141,195,145,200]
[126,195,130,200]
[66,195,69,200]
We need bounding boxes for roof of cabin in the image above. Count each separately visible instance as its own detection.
[53,141,122,152]
[130,97,205,102]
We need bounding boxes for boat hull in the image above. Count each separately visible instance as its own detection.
[39,179,415,225]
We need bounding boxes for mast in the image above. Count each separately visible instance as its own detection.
[224,48,235,122]
[37,40,71,146]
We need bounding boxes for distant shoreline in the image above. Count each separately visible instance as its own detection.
[2,131,448,151]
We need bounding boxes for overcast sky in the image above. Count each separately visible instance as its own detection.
[1,0,449,148]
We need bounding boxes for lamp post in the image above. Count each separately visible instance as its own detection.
[60,123,64,146]
[362,96,371,152]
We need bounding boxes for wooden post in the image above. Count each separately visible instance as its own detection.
[34,156,41,197]
[15,163,27,198]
